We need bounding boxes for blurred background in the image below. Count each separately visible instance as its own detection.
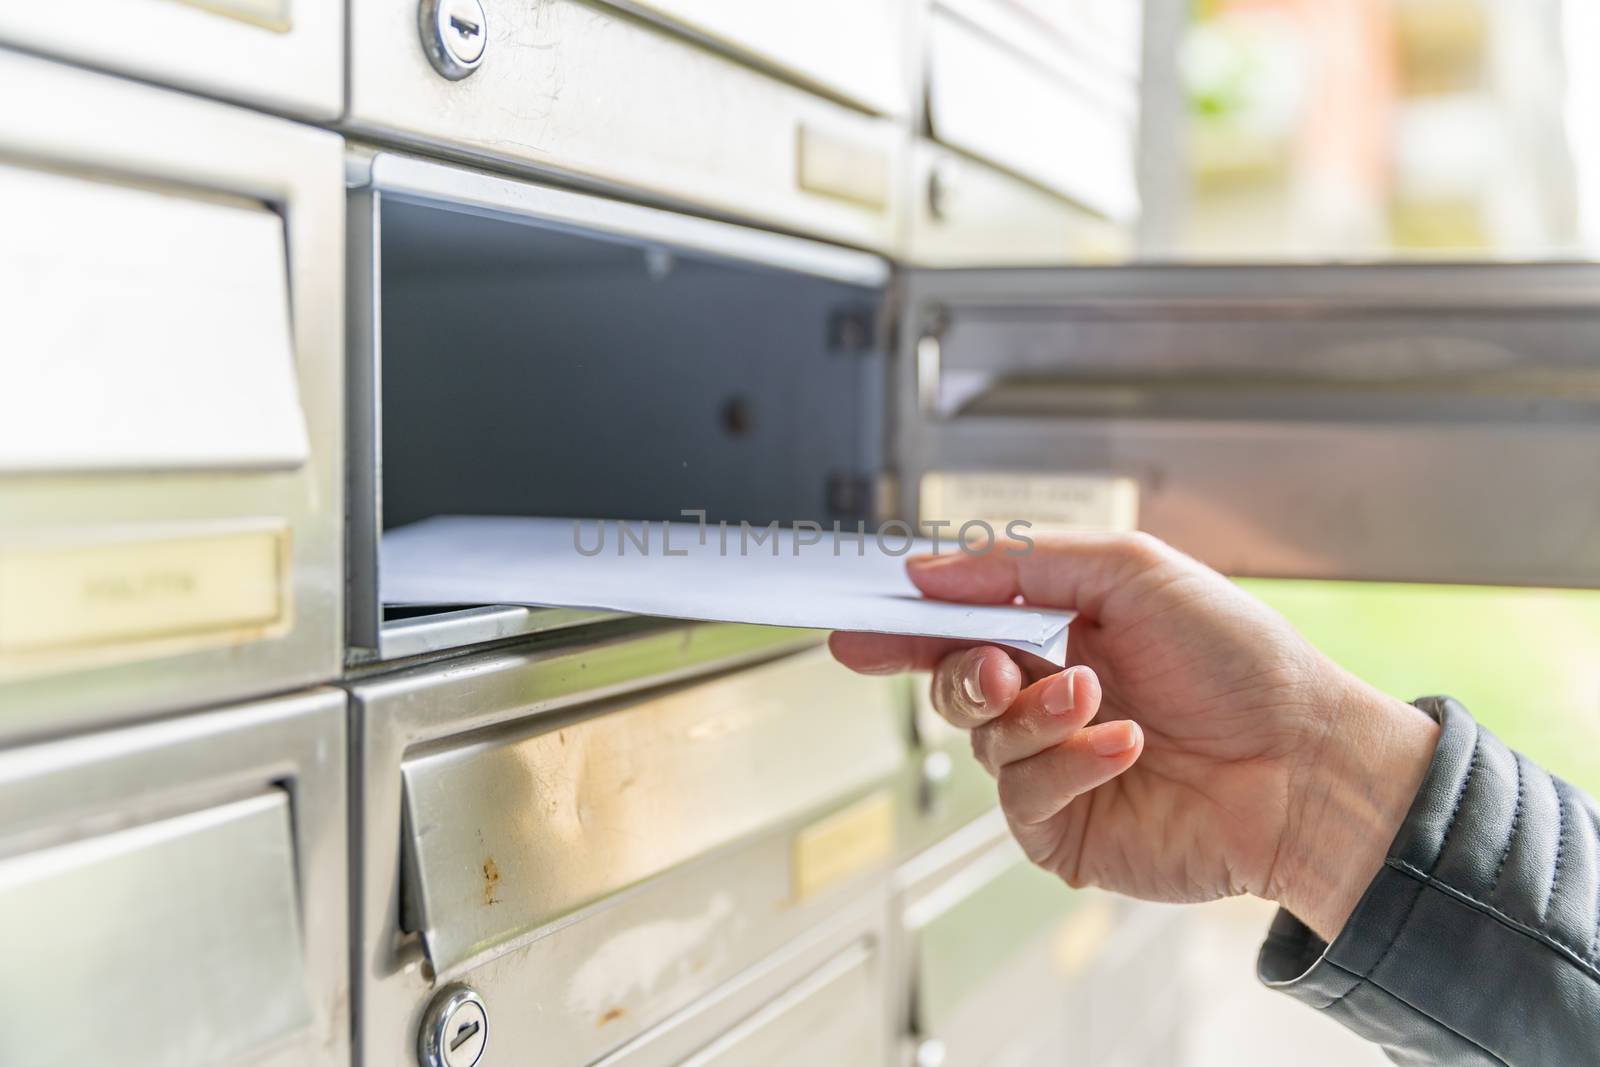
[1144,0,1600,261]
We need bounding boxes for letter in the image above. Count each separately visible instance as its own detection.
[792,521,823,555]
[877,519,914,557]
[834,521,868,557]
[618,520,651,556]
[1005,519,1035,556]
[573,519,605,557]
[923,519,951,555]
[740,520,780,556]
[959,520,996,556]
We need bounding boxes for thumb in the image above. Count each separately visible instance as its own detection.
[906,532,1158,619]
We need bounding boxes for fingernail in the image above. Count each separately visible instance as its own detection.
[909,552,961,570]
[1089,721,1139,757]
[1042,670,1076,716]
[960,653,987,707]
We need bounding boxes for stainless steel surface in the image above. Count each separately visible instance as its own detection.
[896,688,999,859]
[0,687,348,1067]
[346,0,906,250]
[357,152,891,286]
[0,793,310,1067]
[349,622,894,1067]
[379,605,625,662]
[347,178,385,658]
[923,4,1139,223]
[419,0,487,80]
[593,892,891,1067]
[0,54,344,740]
[605,0,913,116]
[2,164,308,472]
[927,156,956,222]
[418,985,489,1067]
[904,140,1133,266]
[676,939,885,1067]
[895,263,1600,588]
[399,645,906,974]
[892,813,1116,1067]
[0,0,341,118]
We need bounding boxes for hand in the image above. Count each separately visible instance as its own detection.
[830,533,1440,940]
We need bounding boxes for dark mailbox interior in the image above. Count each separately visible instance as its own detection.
[378,198,887,534]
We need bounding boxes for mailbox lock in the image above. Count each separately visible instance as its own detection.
[418,984,489,1067]
[420,0,488,80]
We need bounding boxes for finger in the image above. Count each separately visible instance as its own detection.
[828,631,979,675]
[906,533,1167,620]
[828,632,1060,684]
[997,720,1144,825]
[971,666,1102,773]
[1006,807,1077,871]
[931,646,1023,728]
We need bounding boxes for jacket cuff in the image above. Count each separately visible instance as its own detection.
[1256,696,1464,1002]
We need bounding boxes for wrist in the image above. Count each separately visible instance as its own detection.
[1270,678,1441,942]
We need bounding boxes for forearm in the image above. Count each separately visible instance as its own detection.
[1273,679,1442,941]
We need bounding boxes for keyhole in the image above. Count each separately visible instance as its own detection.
[449,14,480,38]
[450,1019,481,1052]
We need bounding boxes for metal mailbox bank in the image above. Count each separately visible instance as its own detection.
[3,2,1598,1067]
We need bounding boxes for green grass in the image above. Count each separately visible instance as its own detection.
[1239,579,1600,793]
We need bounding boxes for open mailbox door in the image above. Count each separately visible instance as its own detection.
[893,263,1600,589]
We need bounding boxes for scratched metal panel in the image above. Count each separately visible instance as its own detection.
[346,0,904,249]
[398,648,906,974]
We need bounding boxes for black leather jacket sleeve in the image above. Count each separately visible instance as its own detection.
[1257,697,1600,1065]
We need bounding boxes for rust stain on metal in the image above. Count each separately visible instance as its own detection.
[598,1006,626,1026]
[482,857,501,906]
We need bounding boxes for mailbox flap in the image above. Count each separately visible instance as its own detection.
[0,791,312,1067]
[398,649,907,975]
[0,163,308,474]
[895,262,1600,589]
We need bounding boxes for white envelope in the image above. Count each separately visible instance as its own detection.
[382,515,1074,664]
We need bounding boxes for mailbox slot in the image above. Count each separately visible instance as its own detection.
[348,153,889,662]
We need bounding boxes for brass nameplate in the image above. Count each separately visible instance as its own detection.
[0,525,289,676]
[792,790,895,901]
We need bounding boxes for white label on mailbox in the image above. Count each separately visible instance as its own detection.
[0,164,309,473]
[920,471,1140,535]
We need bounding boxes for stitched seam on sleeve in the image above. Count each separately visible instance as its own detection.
[1438,732,1482,871]
[1321,875,1427,1012]
[1588,884,1600,964]
[1323,730,1482,1013]
[1387,858,1600,986]
[1318,957,1513,1067]
[1490,753,1523,895]
[1543,778,1569,928]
